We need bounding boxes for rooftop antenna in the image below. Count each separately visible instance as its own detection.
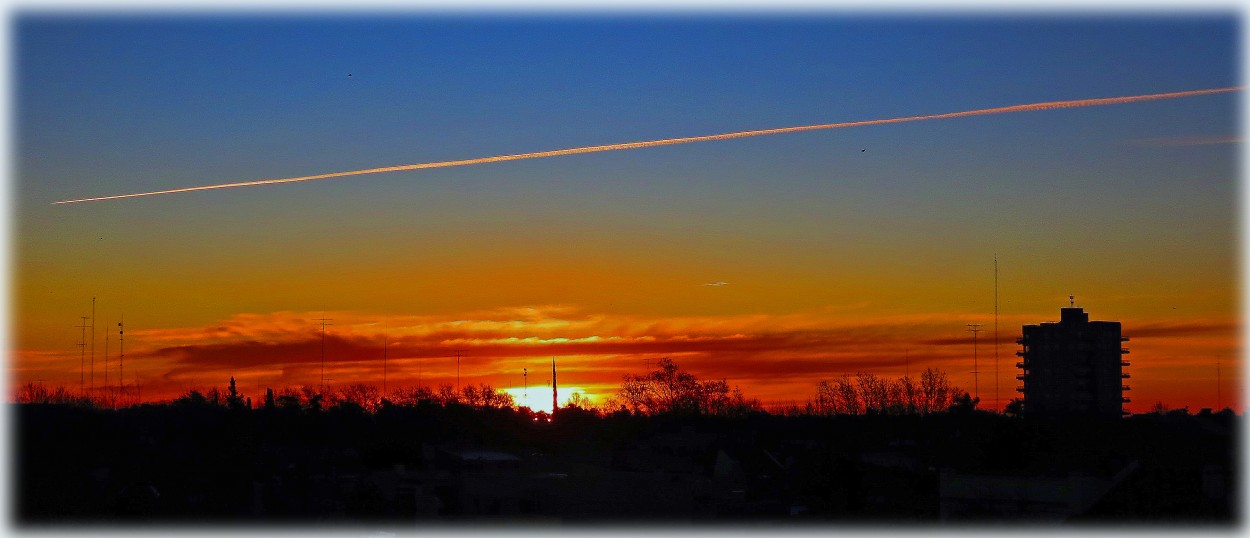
[76,316,89,395]
[1069,294,1075,308]
[90,297,96,397]
[314,315,333,393]
[994,254,1000,413]
[967,323,983,400]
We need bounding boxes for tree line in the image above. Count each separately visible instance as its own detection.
[15,358,989,418]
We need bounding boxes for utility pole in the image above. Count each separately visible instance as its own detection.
[76,316,89,396]
[967,323,984,400]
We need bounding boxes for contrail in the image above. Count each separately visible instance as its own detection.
[54,86,1241,205]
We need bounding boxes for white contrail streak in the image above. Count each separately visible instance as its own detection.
[54,86,1242,205]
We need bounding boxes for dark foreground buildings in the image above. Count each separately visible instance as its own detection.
[1016,304,1130,419]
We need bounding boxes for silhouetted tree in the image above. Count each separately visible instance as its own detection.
[567,391,590,410]
[336,384,381,412]
[812,369,964,416]
[949,392,980,414]
[1004,397,1024,417]
[299,386,323,412]
[436,384,460,405]
[173,389,209,407]
[835,374,862,415]
[226,377,247,411]
[13,383,91,406]
[276,388,302,410]
[477,384,514,408]
[615,358,760,416]
[461,384,483,406]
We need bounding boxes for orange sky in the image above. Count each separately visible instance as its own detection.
[12,301,1239,414]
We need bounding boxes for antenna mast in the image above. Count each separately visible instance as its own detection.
[104,324,110,406]
[315,315,333,393]
[455,350,466,391]
[90,297,95,397]
[382,331,388,395]
[967,323,984,400]
[551,357,558,416]
[76,316,89,396]
[118,315,124,403]
[994,255,1000,413]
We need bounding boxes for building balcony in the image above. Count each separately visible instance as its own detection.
[1122,360,1131,367]
[1121,348,1130,354]
[1016,387,1026,393]
[1016,362,1027,369]
[1122,385,1132,391]
[1016,374,1027,381]
[1121,373,1131,378]
[1121,337,1130,342]
[1015,351,1026,357]
[1122,397,1131,403]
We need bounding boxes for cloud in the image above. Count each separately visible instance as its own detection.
[16,305,1237,407]
[1126,135,1242,147]
[704,281,729,287]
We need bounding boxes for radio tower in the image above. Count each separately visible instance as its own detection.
[90,297,96,396]
[967,323,984,400]
[524,367,528,407]
[103,323,109,405]
[455,350,466,391]
[118,315,124,402]
[382,331,388,395]
[994,255,1000,413]
[314,315,333,393]
[551,357,558,417]
[76,316,89,395]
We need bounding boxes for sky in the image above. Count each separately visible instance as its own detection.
[11,12,1241,413]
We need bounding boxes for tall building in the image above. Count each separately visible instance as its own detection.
[1016,304,1130,419]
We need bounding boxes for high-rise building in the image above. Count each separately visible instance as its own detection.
[1016,305,1130,419]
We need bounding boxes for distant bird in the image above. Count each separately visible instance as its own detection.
[860,148,865,152]
[704,281,729,287]
[347,73,353,77]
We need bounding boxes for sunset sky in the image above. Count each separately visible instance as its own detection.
[13,13,1240,413]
